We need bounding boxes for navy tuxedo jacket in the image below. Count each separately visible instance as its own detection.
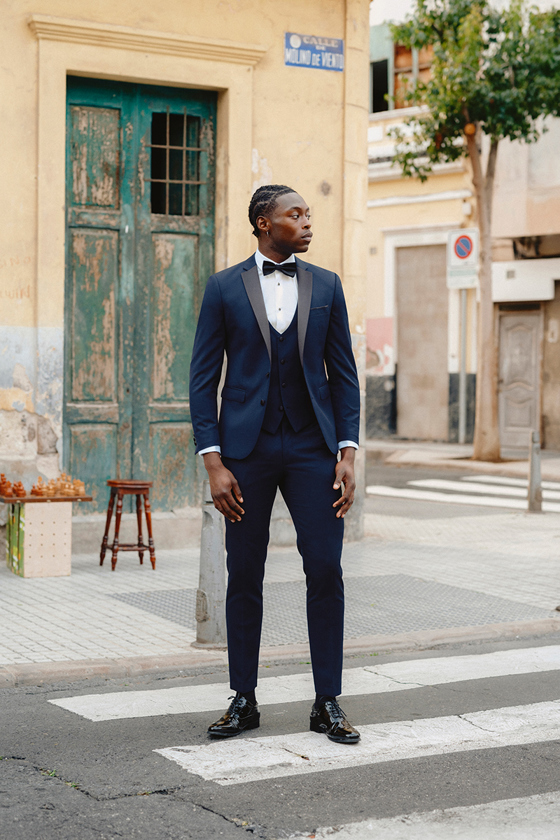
[189,254,360,460]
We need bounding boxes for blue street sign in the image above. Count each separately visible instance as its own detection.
[454,235,473,260]
[284,33,344,72]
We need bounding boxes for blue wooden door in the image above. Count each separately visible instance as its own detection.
[64,77,216,511]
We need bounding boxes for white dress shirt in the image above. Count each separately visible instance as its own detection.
[198,249,358,455]
[254,247,299,334]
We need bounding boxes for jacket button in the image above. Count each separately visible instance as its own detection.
[266,372,270,378]
[282,382,286,388]
[261,399,265,406]
[279,405,284,411]
[280,359,285,364]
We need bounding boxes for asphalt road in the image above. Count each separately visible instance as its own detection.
[2,636,559,839]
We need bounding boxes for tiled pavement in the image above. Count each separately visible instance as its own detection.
[114,574,552,647]
[1,508,559,667]
[363,511,560,611]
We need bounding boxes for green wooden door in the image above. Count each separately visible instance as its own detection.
[64,77,216,512]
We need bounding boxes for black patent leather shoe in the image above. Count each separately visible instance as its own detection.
[208,695,260,738]
[310,698,360,743]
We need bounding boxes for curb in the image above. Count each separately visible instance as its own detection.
[1,618,559,688]
[0,650,228,688]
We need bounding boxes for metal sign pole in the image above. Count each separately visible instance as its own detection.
[528,431,543,513]
[447,229,479,444]
[458,288,467,445]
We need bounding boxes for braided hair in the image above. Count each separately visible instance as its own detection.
[248,184,296,238]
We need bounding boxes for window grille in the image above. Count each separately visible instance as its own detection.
[148,110,203,216]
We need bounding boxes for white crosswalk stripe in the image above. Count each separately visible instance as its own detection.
[157,700,560,785]
[366,474,560,511]
[465,474,560,491]
[410,478,560,501]
[50,645,560,721]
[312,791,560,840]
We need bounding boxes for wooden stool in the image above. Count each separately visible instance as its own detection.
[100,480,156,571]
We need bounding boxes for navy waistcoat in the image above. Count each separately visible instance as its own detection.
[261,311,315,434]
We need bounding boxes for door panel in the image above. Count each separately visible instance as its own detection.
[131,89,214,509]
[499,312,541,449]
[149,423,197,510]
[68,425,118,512]
[65,89,128,513]
[396,245,448,440]
[65,78,216,512]
[69,230,118,402]
[70,106,120,208]
[151,234,198,402]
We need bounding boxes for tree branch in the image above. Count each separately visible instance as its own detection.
[484,138,499,224]
[462,108,485,220]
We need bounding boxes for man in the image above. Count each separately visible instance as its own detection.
[189,184,361,743]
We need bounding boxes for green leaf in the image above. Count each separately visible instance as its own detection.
[388,0,560,178]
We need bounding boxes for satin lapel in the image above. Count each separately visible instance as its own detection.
[297,265,313,365]
[242,265,271,361]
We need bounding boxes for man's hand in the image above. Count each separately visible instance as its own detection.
[332,447,356,518]
[203,452,244,523]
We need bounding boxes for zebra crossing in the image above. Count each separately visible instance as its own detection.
[49,644,560,836]
[366,473,560,512]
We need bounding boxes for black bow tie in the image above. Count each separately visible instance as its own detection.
[262,260,297,278]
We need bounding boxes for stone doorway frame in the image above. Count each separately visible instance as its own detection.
[29,14,266,459]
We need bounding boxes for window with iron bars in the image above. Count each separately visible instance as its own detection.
[148,110,203,216]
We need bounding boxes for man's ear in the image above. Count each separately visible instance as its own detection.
[255,216,269,235]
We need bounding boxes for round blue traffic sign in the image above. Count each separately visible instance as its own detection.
[454,235,473,260]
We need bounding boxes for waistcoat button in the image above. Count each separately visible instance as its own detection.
[260,399,265,406]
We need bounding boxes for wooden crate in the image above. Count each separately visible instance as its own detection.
[3,496,91,578]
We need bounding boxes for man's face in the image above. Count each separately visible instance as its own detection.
[261,192,313,255]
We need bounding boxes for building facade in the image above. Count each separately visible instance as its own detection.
[0,0,369,520]
[366,9,560,452]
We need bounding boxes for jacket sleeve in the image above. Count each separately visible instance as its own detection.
[189,275,226,453]
[323,274,361,445]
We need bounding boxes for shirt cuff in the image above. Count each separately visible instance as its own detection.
[198,445,221,456]
[338,440,358,451]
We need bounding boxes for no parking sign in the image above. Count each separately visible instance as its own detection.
[447,228,479,289]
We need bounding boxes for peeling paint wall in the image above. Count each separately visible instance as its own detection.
[0,327,62,485]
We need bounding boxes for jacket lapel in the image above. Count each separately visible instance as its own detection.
[296,264,312,365]
[242,265,271,361]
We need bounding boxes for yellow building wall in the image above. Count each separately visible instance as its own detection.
[0,0,369,486]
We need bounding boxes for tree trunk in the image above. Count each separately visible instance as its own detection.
[467,132,501,461]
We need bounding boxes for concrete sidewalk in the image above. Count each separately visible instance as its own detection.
[1,498,560,687]
[365,439,560,481]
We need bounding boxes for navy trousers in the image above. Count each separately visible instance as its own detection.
[222,418,344,697]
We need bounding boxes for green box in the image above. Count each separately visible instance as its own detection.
[6,502,25,576]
